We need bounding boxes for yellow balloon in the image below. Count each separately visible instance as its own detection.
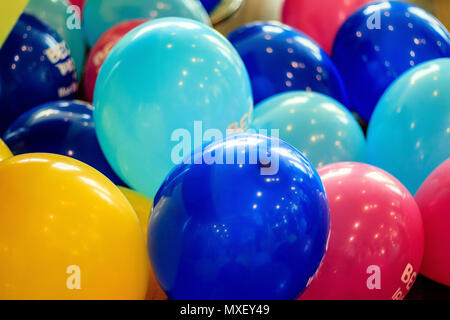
[118,187,168,300]
[0,139,12,162]
[0,153,149,300]
[118,187,152,237]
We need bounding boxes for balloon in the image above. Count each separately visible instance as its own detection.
[118,186,168,300]
[0,13,78,135]
[282,0,373,54]
[332,1,450,122]
[200,0,221,13]
[83,0,211,47]
[2,100,124,185]
[415,158,450,287]
[227,21,348,106]
[252,91,366,169]
[148,133,330,299]
[0,153,149,299]
[84,19,147,102]
[0,139,12,162]
[300,162,424,300]
[25,0,87,76]
[118,186,153,237]
[69,0,86,11]
[367,58,450,194]
[94,18,253,199]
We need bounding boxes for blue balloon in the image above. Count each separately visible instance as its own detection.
[367,58,450,195]
[227,21,349,106]
[94,18,253,199]
[2,100,125,186]
[0,13,78,135]
[83,0,211,47]
[252,91,366,169]
[200,0,221,13]
[332,1,450,122]
[148,133,330,300]
[25,0,87,76]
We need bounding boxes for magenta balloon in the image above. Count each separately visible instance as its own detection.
[415,158,450,287]
[300,162,424,300]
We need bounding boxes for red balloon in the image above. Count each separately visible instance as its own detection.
[300,162,424,300]
[415,158,450,287]
[281,0,373,54]
[83,19,147,102]
[69,0,86,11]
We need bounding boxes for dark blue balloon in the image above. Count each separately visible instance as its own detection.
[228,21,348,106]
[0,13,78,135]
[200,0,221,13]
[332,1,450,122]
[148,133,330,300]
[2,100,125,186]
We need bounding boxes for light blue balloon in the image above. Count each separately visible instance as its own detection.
[367,58,450,194]
[83,0,211,47]
[251,91,366,169]
[25,0,86,77]
[94,18,253,199]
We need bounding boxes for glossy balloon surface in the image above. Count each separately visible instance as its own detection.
[2,100,124,185]
[282,0,373,54]
[118,186,153,237]
[84,19,147,102]
[415,158,450,287]
[0,139,12,162]
[118,186,167,300]
[301,162,424,300]
[367,58,450,194]
[148,133,330,300]
[228,22,348,106]
[252,91,366,169]
[25,0,86,75]
[94,18,253,199]
[83,0,211,47]
[0,153,149,299]
[0,13,78,135]
[332,1,450,121]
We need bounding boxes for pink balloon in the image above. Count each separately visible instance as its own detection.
[300,162,424,300]
[281,0,373,54]
[68,0,86,11]
[415,158,450,287]
[83,19,147,102]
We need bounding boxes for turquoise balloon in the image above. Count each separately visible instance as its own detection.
[25,0,86,77]
[367,58,450,194]
[252,91,366,169]
[94,18,253,199]
[83,0,211,47]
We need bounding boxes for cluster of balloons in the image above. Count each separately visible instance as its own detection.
[0,0,449,301]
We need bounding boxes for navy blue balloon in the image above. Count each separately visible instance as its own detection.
[0,13,78,135]
[228,21,348,106]
[2,100,124,186]
[148,133,330,300]
[200,0,221,13]
[332,1,450,122]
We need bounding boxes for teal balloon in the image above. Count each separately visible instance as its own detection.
[252,91,366,169]
[94,18,253,199]
[25,0,86,77]
[367,58,450,194]
[83,0,211,47]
